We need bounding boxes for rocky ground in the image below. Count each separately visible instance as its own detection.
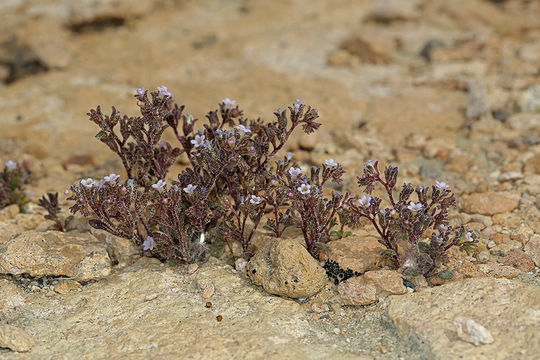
[0,0,539,359]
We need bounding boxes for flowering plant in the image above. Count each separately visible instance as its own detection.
[344,160,478,276]
[67,87,476,275]
[0,160,31,209]
[68,88,321,262]
[275,158,350,258]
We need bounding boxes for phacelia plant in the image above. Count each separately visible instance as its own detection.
[0,160,31,210]
[38,192,66,231]
[344,160,478,277]
[277,158,350,258]
[68,88,321,263]
[67,86,477,275]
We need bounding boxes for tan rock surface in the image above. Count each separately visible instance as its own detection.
[0,324,35,353]
[461,192,521,216]
[524,235,540,267]
[319,235,385,274]
[388,278,540,359]
[0,231,111,281]
[247,238,327,298]
[0,279,26,317]
[0,257,393,359]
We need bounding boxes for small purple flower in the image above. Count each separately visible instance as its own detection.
[363,159,375,168]
[439,224,449,233]
[249,195,262,205]
[288,167,302,178]
[157,86,173,97]
[235,124,251,134]
[103,173,120,182]
[435,180,450,191]
[183,184,197,194]
[297,183,311,195]
[64,189,70,195]
[222,98,236,108]
[136,87,145,95]
[293,99,304,111]
[152,180,166,190]
[465,232,474,242]
[191,134,205,148]
[286,152,294,160]
[5,160,17,170]
[324,158,338,168]
[25,189,34,200]
[227,136,236,146]
[407,201,424,212]
[358,195,371,207]
[143,236,154,251]
[80,178,96,188]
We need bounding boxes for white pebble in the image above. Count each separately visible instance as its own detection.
[453,317,494,346]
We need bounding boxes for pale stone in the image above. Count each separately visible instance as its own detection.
[0,324,35,352]
[14,213,44,230]
[319,235,385,274]
[95,232,140,268]
[0,279,26,317]
[477,263,521,279]
[0,231,111,281]
[363,269,407,296]
[201,281,215,299]
[461,192,520,216]
[338,269,406,306]
[54,279,82,295]
[0,204,19,221]
[507,113,540,131]
[338,277,378,306]
[247,238,327,298]
[187,263,199,274]
[497,249,535,273]
[311,302,330,313]
[234,258,247,274]
[0,221,24,245]
[524,235,540,266]
[453,317,494,346]
[388,278,540,359]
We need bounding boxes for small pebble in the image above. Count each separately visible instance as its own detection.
[487,240,496,249]
[477,251,490,262]
[201,282,215,299]
[187,263,199,274]
[333,328,340,335]
[144,293,159,301]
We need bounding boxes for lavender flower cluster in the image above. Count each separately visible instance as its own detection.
[67,87,477,276]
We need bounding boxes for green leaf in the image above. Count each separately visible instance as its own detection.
[437,269,454,280]
[380,249,397,257]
